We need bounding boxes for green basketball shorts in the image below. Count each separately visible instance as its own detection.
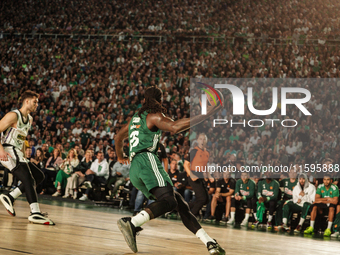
[130,152,172,199]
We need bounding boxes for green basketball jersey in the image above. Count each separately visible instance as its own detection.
[316,184,339,198]
[235,179,255,199]
[280,178,298,200]
[128,111,161,161]
[257,179,280,201]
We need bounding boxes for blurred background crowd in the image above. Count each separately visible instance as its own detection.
[1,0,340,234]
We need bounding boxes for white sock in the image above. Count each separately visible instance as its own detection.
[9,188,22,199]
[230,212,235,220]
[244,213,250,221]
[283,218,288,225]
[268,215,273,222]
[195,228,215,246]
[131,210,150,227]
[310,221,315,228]
[30,202,41,214]
[298,218,305,226]
[327,221,333,230]
[253,213,257,220]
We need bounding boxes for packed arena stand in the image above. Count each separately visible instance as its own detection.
[1,0,340,237]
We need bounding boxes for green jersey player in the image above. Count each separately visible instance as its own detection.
[115,86,225,255]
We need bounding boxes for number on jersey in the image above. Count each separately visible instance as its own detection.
[130,131,139,150]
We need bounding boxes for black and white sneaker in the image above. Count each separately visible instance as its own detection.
[28,212,55,225]
[207,240,226,255]
[0,194,15,216]
[117,217,143,253]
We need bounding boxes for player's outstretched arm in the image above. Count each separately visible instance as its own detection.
[149,103,222,134]
[0,112,17,161]
[115,123,129,164]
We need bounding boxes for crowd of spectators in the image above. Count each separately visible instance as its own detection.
[1,0,340,237]
[2,0,340,42]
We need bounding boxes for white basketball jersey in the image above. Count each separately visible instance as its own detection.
[1,109,32,150]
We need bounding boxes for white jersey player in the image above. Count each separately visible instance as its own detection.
[0,90,55,225]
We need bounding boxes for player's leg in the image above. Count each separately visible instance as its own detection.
[251,197,259,227]
[0,146,21,216]
[117,183,177,253]
[331,210,340,237]
[131,184,225,254]
[173,190,225,255]
[227,197,236,224]
[282,201,293,229]
[274,199,284,227]
[117,153,172,253]
[203,194,213,220]
[240,199,252,226]
[282,201,300,231]
[187,177,209,217]
[304,203,319,234]
[294,202,311,233]
[118,154,224,254]
[266,200,277,229]
[27,162,45,184]
[324,205,336,237]
[1,160,45,215]
[209,193,219,219]
[8,162,54,224]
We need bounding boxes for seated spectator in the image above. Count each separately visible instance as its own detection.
[106,148,117,181]
[109,160,130,199]
[64,150,93,199]
[30,148,47,194]
[171,169,190,203]
[53,148,80,197]
[276,168,298,227]
[25,147,32,161]
[134,189,154,216]
[74,145,84,161]
[253,173,280,229]
[282,173,316,233]
[39,148,63,195]
[79,151,109,201]
[41,143,51,159]
[304,174,339,237]
[208,171,235,223]
[228,172,256,226]
[168,159,180,187]
[30,148,47,171]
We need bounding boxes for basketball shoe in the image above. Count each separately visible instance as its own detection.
[0,194,15,216]
[207,240,226,255]
[117,217,143,253]
[28,212,55,225]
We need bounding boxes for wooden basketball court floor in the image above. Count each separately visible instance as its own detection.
[0,198,339,255]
